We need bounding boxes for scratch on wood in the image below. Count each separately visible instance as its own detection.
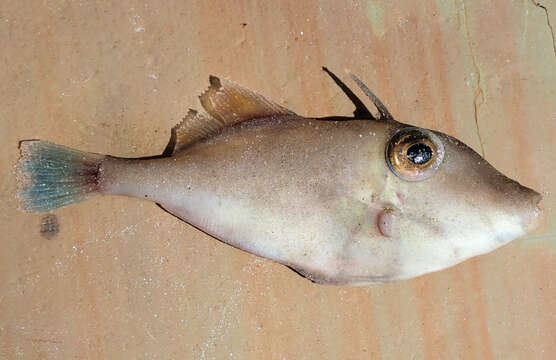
[29,338,62,344]
[199,283,243,360]
[145,326,158,343]
[100,215,161,242]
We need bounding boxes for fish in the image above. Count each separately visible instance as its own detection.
[16,68,543,285]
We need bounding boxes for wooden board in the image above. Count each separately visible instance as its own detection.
[1,1,555,358]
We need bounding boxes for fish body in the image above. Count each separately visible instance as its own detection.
[17,70,542,285]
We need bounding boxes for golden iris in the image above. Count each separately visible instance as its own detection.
[386,127,444,182]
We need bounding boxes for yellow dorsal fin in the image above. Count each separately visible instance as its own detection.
[167,109,220,154]
[199,76,295,124]
[167,76,296,155]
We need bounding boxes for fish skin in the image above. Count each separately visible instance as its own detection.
[100,115,541,285]
[18,72,543,285]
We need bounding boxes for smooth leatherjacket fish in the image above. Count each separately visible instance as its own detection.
[17,68,542,285]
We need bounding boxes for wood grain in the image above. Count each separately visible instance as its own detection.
[1,0,554,358]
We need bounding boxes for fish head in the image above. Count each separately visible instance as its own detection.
[375,124,543,280]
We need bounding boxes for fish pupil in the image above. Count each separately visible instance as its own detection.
[406,143,432,164]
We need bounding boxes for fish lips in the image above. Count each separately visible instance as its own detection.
[519,186,543,234]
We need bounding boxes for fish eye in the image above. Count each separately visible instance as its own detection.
[386,127,444,181]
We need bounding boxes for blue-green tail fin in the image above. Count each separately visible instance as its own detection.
[17,141,105,212]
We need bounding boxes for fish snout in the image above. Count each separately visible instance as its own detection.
[510,183,543,233]
[522,187,543,232]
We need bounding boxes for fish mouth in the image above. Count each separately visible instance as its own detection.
[533,191,543,209]
[530,189,542,212]
[522,188,543,233]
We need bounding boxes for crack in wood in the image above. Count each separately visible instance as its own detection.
[458,0,487,157]
[530,0,556,58]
